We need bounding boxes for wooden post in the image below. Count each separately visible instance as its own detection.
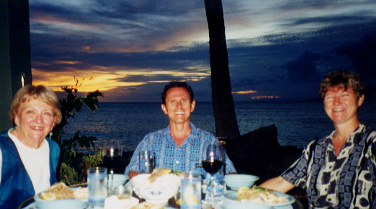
[0,0,32,131]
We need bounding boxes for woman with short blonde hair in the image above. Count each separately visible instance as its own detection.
[261,70,376,208]
[0,85,62,208]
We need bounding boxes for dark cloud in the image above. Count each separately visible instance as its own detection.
[283,15,373,27]
[332,31,376,78]
[276,0,372,13]
[226,15,376,91]
[30,32,210,72]
[28,1,376,101]
[281,50,325,83]
[29,1,204,23]
[231,76,284,88]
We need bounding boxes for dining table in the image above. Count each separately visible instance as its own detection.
[18,191,305,209]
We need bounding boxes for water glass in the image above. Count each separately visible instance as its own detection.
[138,150,154,173]
[88,167,107,207]
[108,184,132,200]
[181,171,201,209]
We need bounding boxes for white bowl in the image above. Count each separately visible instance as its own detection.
[36,199,88,209]
[224,174,259,190]
[108,174,129,187]
[131,173,182,204]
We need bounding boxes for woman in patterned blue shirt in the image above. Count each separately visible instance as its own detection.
[260,70,376,208]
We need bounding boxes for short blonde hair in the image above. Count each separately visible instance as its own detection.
[319,70,365,99]
[10,85,62,124]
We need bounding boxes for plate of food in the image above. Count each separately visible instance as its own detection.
[34,182,88,202]
[224,186,295,207]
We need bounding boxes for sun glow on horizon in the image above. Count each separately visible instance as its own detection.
[232,90,257,94]
[232,90,279,100]
[31,68,146,92]
[31,65,211,93]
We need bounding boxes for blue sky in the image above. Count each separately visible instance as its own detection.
[29,0,376,102]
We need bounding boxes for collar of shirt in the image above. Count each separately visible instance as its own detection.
[319,124,364,147]
[165,123,201,147]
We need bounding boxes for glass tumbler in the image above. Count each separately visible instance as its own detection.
[107,184,132,200]
[88,167,107,207]
[138,150,154,173]
[181,171,202,209]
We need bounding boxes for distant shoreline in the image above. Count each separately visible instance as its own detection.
[96,98,324,103]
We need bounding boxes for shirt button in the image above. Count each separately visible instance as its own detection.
[176,161,180,164]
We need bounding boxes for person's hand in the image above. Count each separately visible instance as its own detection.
[128,170,139,178]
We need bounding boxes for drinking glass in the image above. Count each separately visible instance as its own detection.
[88,167,107,207]
[107,184,133,200]
[102,139,122,187]
[138,149,154,173]
[201,141,224,205]
[181,171,201,209]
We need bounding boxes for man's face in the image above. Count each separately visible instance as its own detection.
[324,86,364,126]
[161,87,195,125]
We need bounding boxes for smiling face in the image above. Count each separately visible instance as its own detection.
[13,98,56,148]
[161,87,196,126]
[324,86,364,127]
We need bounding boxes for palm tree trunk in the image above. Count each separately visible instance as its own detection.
[204,0,240,139]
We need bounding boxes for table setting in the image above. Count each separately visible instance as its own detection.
[19,170,302,209]
[19,143,303,209]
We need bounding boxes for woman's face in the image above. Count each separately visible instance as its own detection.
[14,98,56,147]
[324,86,364,127]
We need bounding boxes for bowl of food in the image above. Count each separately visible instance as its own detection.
[131,169,182,204]
[108,174,129,187]
[224,174,259,190]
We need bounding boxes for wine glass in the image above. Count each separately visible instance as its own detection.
[138,149,154,174]
[102,139,122,187]
[201,141,224,204]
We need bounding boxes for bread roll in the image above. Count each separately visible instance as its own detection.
[147,168,172,183]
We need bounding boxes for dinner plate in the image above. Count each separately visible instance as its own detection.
[224,191,295,207]
[34,187,87,202]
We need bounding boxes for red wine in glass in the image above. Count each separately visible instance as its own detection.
[103,153,122,170]
[103,139,122,187]
[202,159,223,175]
[201,141,224,205]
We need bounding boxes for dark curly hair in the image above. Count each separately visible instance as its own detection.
[319,70,365,99]
[161,81,194,105]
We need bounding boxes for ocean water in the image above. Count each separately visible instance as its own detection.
[65,100,376,153]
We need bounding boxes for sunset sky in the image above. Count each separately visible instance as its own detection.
[29,0,376,102]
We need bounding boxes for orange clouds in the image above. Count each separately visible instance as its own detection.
[31,64,210,94]
[232,90,279,99]
[232,90,257,94]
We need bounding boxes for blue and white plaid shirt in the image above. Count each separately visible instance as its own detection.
[124,123,236,177]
